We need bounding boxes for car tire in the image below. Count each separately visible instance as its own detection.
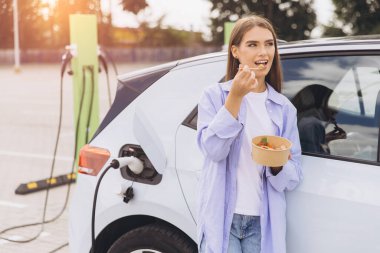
[107,223,197,253]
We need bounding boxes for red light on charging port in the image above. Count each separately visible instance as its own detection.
[78,145,110,176]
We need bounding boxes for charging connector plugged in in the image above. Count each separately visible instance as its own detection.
[110,156,144,174]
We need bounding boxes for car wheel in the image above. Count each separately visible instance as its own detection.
[107,223,196,253]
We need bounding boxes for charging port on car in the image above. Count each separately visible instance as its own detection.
[119,144,162,185]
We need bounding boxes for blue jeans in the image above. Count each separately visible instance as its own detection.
[227,213,261,253]
[199,213,261,253]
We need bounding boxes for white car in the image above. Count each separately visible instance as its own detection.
[69,36,380,253]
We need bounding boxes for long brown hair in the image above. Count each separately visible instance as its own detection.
[225,15,283,92]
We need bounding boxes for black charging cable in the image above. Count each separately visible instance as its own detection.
[83,65,95,144]
[50,54,113,253]
[90,159,121,253]
[0,52,70,243]
[99,48,120,108]
[0,49,112,251]
[90,155,143,253]
[100,47,119,76]
[0,51,87,247]
[48,65,92,253]
[99,53,112,107]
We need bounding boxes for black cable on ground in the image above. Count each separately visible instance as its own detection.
[43,65,87,224]
[0,59,109,249]
[0,69,66,243]
[44,66,90,252]
[48,242,69,253]
[0,62,87,243]
[46,60,112,252]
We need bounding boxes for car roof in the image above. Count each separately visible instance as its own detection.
[282,34,380,46]
[177,35,380,65]
[118,35,380,82]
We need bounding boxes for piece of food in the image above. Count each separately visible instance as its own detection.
[256,137,286,151]
[257,137,274,150]
[258,137,268,146]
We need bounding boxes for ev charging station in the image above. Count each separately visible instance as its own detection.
[69,14,100,164]
[15,14,103,194]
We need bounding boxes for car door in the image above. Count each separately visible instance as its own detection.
[175,59,226,219]
[176,51,380,253]
[282,53,380,253]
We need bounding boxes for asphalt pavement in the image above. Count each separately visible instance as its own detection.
[0,62,158,252]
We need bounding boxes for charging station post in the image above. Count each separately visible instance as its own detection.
[15,14,100,195]
[69,14,100,167]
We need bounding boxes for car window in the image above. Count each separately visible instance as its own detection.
[328,66,380,117]
[283,55,380,162]
[182,106,198,129]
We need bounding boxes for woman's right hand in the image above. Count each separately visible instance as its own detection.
[229,64,258,99]
[224,65,258,119]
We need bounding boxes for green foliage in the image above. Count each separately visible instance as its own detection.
[0,0,105,49]
[120,0,148,15]
[328,0,380,35]
[53,0,103,48]
[136,16,206,47]
[322,25,345,37]
[0,0,50,48]
[0,0,13,48]
[209,0,317,45]
[0,0,209,49]
[139,27,205,47]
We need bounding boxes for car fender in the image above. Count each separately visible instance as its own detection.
[97,200,196,240]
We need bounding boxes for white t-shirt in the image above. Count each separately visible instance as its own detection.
[234,88,275,216]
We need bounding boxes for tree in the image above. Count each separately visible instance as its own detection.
[139,26,205,47]
[0,0,49,48]
[120,0,149,26]
[18,0,51,49]
[324,0,380,36]
[53,0,104,48]
[119,1,200,47]
[208,0,317,45]
[322,25,346,37]
[120,0,148,15]
[0,0,108,49]
[0,0,13,48]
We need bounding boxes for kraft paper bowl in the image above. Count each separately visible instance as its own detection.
[252,135,292,167]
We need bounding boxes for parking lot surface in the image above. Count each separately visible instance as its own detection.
[0,62,157,252]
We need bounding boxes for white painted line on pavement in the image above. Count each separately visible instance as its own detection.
[40,231,50,238]
[0,200,26,208]
[0,235,24,245]
[0,232,50,245]
[0,150,72,162]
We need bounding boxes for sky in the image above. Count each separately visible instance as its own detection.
[102,0,335,38]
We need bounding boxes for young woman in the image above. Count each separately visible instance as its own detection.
[196,15,302,253]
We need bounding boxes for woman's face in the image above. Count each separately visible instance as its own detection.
[231,26,275,80]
